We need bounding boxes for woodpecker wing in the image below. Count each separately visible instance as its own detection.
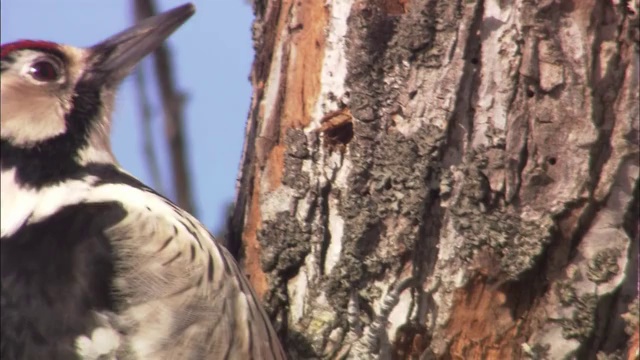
[79,165,285,359]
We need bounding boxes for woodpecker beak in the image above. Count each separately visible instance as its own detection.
[88,3,195,84]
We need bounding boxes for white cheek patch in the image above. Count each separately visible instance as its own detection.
[2,104,67,145]
[0,169,95,238]
[1,83,68,146]
[1,73,68,146]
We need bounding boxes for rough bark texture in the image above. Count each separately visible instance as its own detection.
[230,0,639,359]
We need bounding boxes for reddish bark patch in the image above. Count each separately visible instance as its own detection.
[280,1,328,132]
[243,168,268,298]
[444,276,522,359]
[628,328,639,360]
[265,144,286,191]
[243,0,330,296]
[260,1,329,191]
[384,0,409,15]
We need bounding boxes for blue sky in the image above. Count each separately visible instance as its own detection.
[1,1,255,232]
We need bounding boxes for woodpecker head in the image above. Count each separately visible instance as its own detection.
[0,3,194,186]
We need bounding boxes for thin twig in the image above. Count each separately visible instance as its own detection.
[133,64,165,193]
[133,0,197,215]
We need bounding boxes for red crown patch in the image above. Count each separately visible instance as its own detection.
[1,40,59,59]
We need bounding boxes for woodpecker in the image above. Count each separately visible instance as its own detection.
[1,4,285,359]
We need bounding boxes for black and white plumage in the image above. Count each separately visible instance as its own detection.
[0,4,285,359]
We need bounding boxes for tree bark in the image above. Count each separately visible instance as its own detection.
[230,0,639,359]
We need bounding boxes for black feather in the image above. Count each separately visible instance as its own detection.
[1,202,126,360]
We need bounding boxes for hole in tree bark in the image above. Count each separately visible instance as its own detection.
[324,122,354,148]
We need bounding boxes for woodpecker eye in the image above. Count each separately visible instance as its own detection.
[28,59,61,82]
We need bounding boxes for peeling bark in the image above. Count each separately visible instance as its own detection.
[231,0,640,359]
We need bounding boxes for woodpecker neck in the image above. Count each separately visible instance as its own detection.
[0,162,142,238]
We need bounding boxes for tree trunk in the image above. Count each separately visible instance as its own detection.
[229,0,639,359]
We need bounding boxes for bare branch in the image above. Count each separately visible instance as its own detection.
[133,65,165,193]
[132,0,197,215]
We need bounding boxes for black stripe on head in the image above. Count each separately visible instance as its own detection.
[0,59,13,72]
[1,79,103,188]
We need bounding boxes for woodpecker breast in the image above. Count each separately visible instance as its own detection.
[1,164,286,359]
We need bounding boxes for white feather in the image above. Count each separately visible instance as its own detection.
[0,169,95,237]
